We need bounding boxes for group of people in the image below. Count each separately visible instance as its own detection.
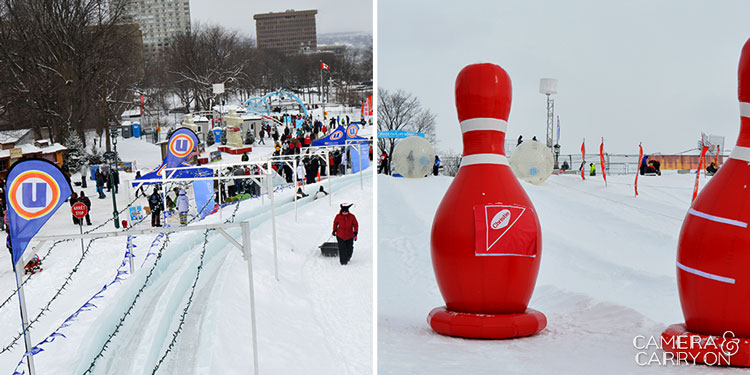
[147,186,190,226]
[69,191,92,226]
[640,156,662,176]
[377,151,442,177]
[94,167,120,198]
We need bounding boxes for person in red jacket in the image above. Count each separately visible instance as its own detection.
[332,203,359,265]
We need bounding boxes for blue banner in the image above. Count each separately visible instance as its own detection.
[5,159,72,266]
[377,130,425,138]
[193,180,215,220]
[165,128,199,169]
[349,142,370,173]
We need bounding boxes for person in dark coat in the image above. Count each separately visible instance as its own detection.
[148,188,163,227]
[283,163,294,183]
[332,203,359,265]
[707,162,718,174]
[113,169,120,194]
[517,135,523,146]
[96,169,106,198]
[78,192,92,225]
[134,171,146,198]
[378,152,389,175]
[70,192,80,225]
[314,186,328,199]
[103,169,112,192]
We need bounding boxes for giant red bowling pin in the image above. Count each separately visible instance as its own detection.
[661,38,750,366]
[428,63,546,339]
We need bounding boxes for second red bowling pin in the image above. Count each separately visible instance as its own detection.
[662,37,750,366]
[428,63,546,339]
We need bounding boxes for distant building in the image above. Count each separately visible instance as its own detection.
[116,0,191,56]
[303,44,347,56]
[0,129,67,179]
[254,9,317,55]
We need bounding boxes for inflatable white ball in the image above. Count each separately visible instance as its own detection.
[509,140,555,185]
[391,136,435,178]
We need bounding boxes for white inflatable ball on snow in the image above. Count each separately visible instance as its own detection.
[509,140,555,185]
[391,136,435,178]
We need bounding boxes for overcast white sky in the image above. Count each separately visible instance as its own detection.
[189,0,373,37]
[378,0,750,155]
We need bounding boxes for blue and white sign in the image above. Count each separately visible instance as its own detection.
[377,130,425,138]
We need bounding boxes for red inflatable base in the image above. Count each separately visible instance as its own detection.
[427,306,546,339]
[661,323,750,367]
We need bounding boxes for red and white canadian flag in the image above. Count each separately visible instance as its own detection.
[320,62,330,71]
[473,203,537,257]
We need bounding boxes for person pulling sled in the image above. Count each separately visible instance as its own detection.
[332,203,359,266]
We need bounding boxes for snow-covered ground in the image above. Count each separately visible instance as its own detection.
[0,134,373,374]
[377,171,750,374]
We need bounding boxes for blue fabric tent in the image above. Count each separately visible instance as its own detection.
[313,122,368,146]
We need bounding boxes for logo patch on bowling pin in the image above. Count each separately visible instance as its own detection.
[474,204,537,257]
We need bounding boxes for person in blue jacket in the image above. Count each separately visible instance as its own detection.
[433,155,441,176]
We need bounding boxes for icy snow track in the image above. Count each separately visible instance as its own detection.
[1,171,371,374]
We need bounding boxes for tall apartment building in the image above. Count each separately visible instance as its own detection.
[117,0,191,56]
[254,9,317,55]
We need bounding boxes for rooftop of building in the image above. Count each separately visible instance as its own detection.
[0,129,31,144]
[253,9,317,20]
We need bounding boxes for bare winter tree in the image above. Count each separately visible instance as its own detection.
[377,88,437,158]
[0,0,142,147]
[161,24,251,112]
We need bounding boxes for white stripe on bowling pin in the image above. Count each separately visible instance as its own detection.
[728,102,750,161]
[729,146,750,162]
[460,118,508,133]
[688,208,748,228]
[677,261,736,284]
[741,102,750,118]
[461,154,509,167]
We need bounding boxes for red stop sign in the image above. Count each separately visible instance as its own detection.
[72,202,88,219]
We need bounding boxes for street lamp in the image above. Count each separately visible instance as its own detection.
[106,125,120,229]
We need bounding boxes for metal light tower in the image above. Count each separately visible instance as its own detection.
[539,78,558,149]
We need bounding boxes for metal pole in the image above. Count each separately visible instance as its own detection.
[13,261,37,375]
[162,169,168,227]
[110,163,119,229]
[327,150,331,207]
[127,236,135,275]
[240,221,259,375]
[293,159,298,222]
[260,168,265,206]
[79,222,84,256]
[267,174,278,281]
[358,144,363,190]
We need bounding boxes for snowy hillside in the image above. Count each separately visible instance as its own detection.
[377,171,748,374]
[0,162,373,373]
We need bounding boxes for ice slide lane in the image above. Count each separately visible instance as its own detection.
[161,172,372,374]
[158,172,371,374]
[78,172,370,374]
